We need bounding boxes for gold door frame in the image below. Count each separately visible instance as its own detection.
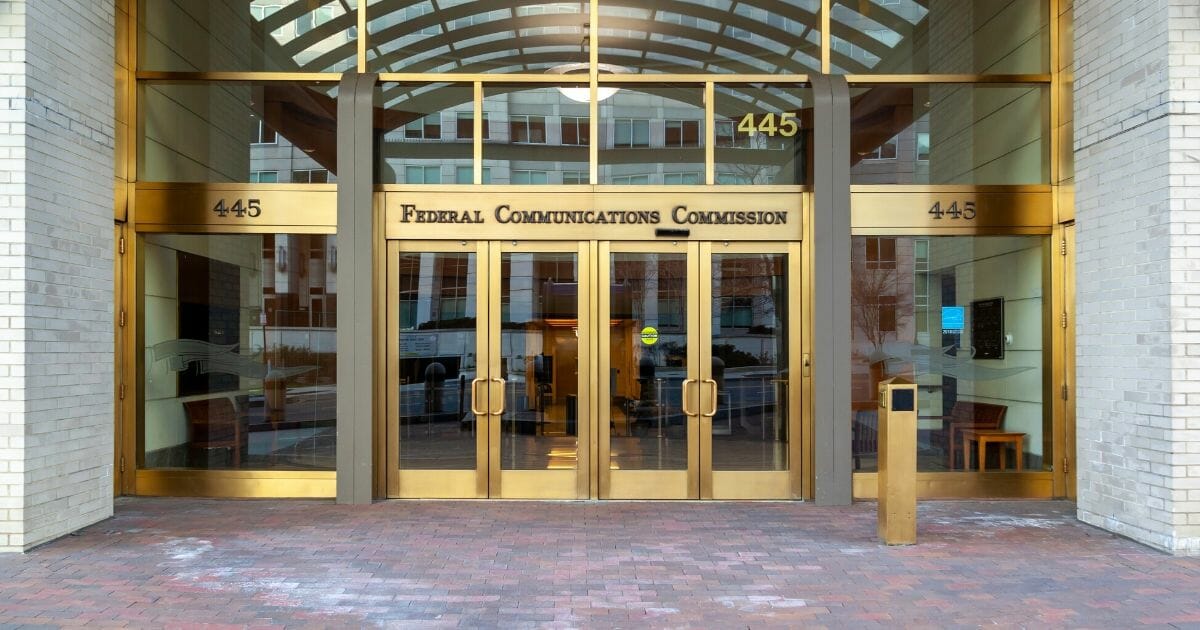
[597,241,805,500]
[386,240,490,499]
[702,241,804,500]
[848,186,1064,499]
[598,241,702,500]
[385,238,593,499]
[489,240,592,499]
[128,185,338,498]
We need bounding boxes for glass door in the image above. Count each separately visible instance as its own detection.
[487,241,591,499]
[599,241,801,499]
[387,240,590,499]
[700,242,802,499]
[387,241,489,498]
[599,242,700,499]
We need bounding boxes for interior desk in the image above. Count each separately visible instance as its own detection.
[961,429,1025,471]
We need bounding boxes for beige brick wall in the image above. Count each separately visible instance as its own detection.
[1075,0,1200,555]
[0,0,114,552]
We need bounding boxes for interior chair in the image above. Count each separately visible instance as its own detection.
[942,401,1008,470]
[183,397,243,468]
[851,407,879,470]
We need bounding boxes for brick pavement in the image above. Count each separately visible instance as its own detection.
[0,498,1198,628]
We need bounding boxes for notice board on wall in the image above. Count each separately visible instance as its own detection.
[971,297,1004,360]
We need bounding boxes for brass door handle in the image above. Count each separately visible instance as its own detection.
[702,378,719,417]
[490,377,506,415]
[681,378,698,417]
[470,377,487,416]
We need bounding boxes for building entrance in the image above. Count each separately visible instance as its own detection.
[384,206,804,500]
[599,241,802,499]
[386,240,802,500]
[387,240,594,499]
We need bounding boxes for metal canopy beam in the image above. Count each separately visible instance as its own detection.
[811,74,852,506]
[336,71,378,504]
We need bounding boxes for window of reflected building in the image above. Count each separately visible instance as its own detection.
[376,83,475,185]
[850,236,1048,474]
[600,86,704,185]
[141,233,337,471]
[483,86,590,185]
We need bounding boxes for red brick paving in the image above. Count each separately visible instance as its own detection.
[0,498,1198,628]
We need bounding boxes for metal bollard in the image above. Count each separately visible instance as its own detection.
[877,376,918,545]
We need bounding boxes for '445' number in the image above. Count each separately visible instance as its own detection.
[928,201,976,220]
[212,198,262,218]
[737,112,800,137]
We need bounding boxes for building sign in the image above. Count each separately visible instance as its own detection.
[384,191,804,241]
[851,190,1052,229]
[397,204,789,227]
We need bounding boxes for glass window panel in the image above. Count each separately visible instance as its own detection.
[850,84,1049,185]
[376,83,474,185]
[600,86,703,185]
[598,0,821,74]
[715,84,812,185]
[138,81,338,184]
[367,0,587,73]
[663,172,701,185]
[141,233,338,471]
[609,253,689,470]
[483,86,589,185]
[829,0,1049,75]
[139,0,357,73]
[455,112,492,140]
[396,251,479,470]
[561,116,590,145]
[405,165,441,184]
[850,236,1048,474]
[711,253,789,471]
[499,252,580,470]
[290,168,332,184]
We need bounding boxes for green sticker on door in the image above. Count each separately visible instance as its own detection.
[640,326,659,345]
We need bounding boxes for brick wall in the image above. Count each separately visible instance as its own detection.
[1074,0,1200,555]
[0,0,114,552]
[0,0,28,552]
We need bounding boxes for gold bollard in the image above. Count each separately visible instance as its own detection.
[877,376,918,545]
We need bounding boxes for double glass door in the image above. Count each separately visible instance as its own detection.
[387,240,800,499]
[600,242,801,499]
[387,240,590,499]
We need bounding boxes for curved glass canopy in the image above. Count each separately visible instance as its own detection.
[140,0,1047,76]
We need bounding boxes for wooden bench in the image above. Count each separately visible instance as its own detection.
[941,401,1008,470]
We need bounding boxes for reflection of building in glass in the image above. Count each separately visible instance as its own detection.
[142,234,338,472]
[850,236,1045,474]
[249,114,335,184]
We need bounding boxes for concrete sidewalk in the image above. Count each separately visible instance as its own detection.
[0,498,1197,628]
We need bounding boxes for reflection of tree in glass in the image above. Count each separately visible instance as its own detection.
[850,262,908,358]
[720,132,787,185]
[713,343,760,368]
[717,256,781,331]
